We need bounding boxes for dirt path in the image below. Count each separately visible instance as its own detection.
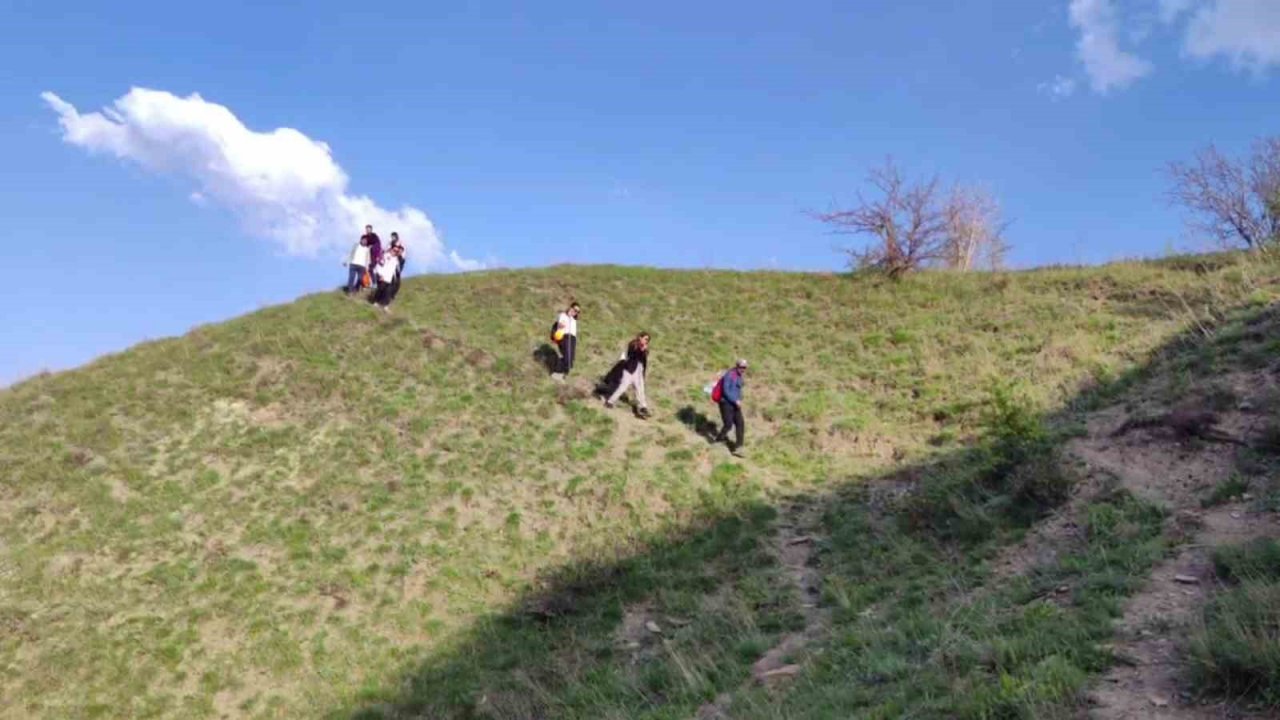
[1062,382,1278,719]
[968,369,1280,718]
[1086,506,1276,720]
[694,496,831,719]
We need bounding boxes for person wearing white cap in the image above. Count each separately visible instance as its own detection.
[714,359,748,455]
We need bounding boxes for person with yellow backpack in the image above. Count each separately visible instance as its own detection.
[550,301,580,378]
[343,227,374,295]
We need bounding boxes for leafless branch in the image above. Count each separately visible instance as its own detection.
[816,159,1009,277]
[1168,138,1280,250]
[815,160,949,278]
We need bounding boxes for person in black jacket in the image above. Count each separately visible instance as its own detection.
[386,233,406,304]
[605,332,651,418]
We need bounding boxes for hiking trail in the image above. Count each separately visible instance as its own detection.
[989,370,1280,719]
[694,496,830,719]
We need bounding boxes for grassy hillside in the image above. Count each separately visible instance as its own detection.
[2,255,1279,718]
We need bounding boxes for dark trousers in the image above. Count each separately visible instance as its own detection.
[387,276,401,303]
[372,280,395,307]
[717,401,745,447]
[346,265,366,293]
[557,334,577,374]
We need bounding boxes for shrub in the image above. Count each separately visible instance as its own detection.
[900,386,1072,542]
[982,385,1072,522]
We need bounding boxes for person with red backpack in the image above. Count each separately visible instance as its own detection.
[712,359,748,456]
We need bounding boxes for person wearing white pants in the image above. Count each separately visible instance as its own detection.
[606,332,651,417]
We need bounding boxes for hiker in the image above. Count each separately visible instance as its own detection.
[551,301,580,377]
[344,230,372,294]
[364,225,383,289]
[714,359,748,454]
[386,233,407,304]
[605,332,651,417]
[370,244,403,313]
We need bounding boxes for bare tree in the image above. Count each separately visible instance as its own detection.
[816,159,1009,277]
[942,185,1008,271]
[1168,137,1280,250]
[816,160,948,278]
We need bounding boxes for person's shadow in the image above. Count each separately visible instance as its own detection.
[532,344,561,374]
[593,361,625,399]
[676,405,719,441]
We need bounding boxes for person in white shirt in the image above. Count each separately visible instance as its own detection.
[343,230,373,295]
[385,233,407,304]
[552,301,581,376]
[370,244,404,313]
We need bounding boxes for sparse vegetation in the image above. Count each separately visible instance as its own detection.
[1,253,1278,718]
[1187,539,1280,708]
[729,482,1167,719]
[1202,475,1252,508]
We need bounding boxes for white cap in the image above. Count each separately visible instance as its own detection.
[736,358,748,368]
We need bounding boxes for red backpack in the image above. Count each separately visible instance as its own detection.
[710,374,725,403]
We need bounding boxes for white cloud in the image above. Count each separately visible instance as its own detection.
[42,87,480,271]
[1068,0,1154,92]
[1182,0,1280,70]
[1038,74,1079,99]
[448,251,486,272]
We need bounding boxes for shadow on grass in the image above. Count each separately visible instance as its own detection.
[593,360,625,400]
[676,405,720,442]
[339,303,1280,720]
[343,500,791,720]
[532,344,561,375]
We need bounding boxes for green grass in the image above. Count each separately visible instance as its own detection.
[1187,539,1280,708]
[1,252,1279,718]
[1202,475,1252,508]
[726,482,1168,719]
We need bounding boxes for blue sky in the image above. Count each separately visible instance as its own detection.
[1,0,1277,385]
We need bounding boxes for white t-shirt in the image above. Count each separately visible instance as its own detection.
[349,242,371,268]
[557,312,578,337]
[375,257,398,283]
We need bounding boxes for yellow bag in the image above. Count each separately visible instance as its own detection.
[361,270,371,288]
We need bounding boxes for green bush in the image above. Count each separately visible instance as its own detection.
[901,386,1073,542]
[982,385,1072,519]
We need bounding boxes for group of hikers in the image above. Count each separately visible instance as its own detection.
[550,300,749,456]
[342,225,408,312]
[340,228,748,456]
